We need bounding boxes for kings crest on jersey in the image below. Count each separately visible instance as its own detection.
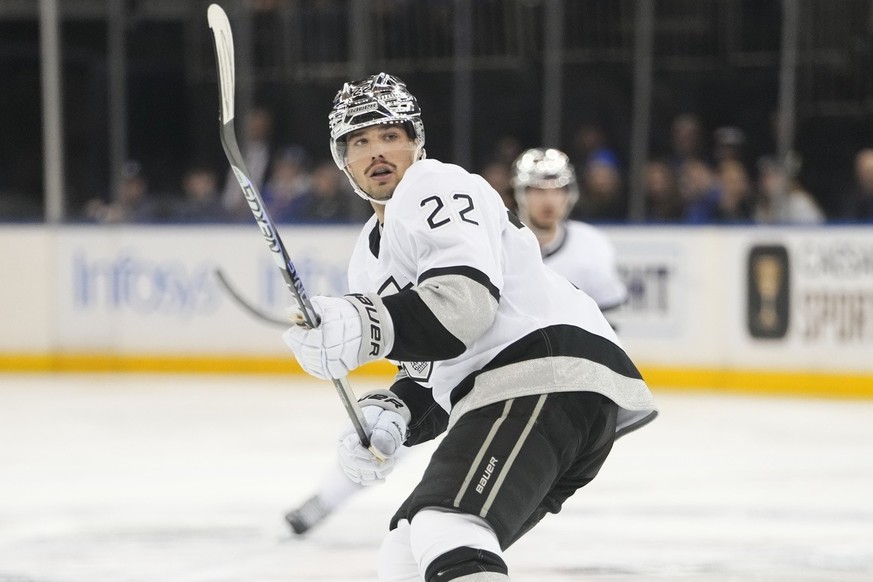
[346,158,657,436]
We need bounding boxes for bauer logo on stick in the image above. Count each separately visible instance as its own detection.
[232,166,282,258]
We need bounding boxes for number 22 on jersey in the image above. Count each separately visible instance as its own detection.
[420,192,480,229]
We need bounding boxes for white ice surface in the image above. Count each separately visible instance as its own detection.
[0,374,871,581]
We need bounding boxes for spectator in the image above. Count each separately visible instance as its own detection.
[670,113,705,169]
[172,165,228,223]
[716,160,755,222]
[843,148,873,221]
[677,158,722,223]
[570,150,627,221]
[222,107,275,221]
[643,159,683,222]
[282,160,369,223]
[713,126,746,165]
[479,159,516,213]
[262,145,312,219]
[570,122,618,168]
[83,160,159,223]
[754,155,825,224]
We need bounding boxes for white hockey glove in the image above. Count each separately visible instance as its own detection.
[283,294,394,380]
[338,390,410,486]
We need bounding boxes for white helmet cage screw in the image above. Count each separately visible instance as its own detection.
[511,148,580,222]
[328,72,426,203]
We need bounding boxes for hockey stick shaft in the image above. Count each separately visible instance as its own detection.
[207,4,376,453]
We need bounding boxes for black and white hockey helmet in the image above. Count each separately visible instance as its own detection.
[511,148,579,219]
[328,73,426,201]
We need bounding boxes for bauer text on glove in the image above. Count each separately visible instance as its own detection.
[283,293,394,379]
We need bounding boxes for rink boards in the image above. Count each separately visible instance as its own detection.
[1,223,871,397]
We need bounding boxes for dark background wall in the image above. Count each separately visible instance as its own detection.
[2,0,872,220]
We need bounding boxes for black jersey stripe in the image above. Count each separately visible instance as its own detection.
[507,210,525,229]
[419,265,500,301]
[383,289,467,362]
[368,221,381,257]
[449,324,643,407]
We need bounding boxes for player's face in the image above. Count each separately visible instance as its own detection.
[524,186,568,229]
[344,125,417,202]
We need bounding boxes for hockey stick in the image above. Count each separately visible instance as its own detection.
[207,4,378,455]
[214,268,287,327]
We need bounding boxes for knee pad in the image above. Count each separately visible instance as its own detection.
[377,519,420,582]
[409,508,507,581]
[423,548,509,581]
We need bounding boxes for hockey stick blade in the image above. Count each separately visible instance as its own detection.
[206,4,380,456]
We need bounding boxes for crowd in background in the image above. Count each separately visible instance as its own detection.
[479,112,873,225]
[77,107,373,226]
[482,113,873,225]
[27,107,873,226]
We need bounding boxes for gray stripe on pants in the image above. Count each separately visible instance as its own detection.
[481,394,548,518]
[452,399,514,508]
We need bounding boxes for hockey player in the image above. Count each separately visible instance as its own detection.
[282,72,657,582]
[285,149,630,535]
[511,147,627,312]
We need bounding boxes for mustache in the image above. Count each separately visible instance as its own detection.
[366,160,396,175]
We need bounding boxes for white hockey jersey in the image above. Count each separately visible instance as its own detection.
[542,221,627,311]
[348,159,656,437]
